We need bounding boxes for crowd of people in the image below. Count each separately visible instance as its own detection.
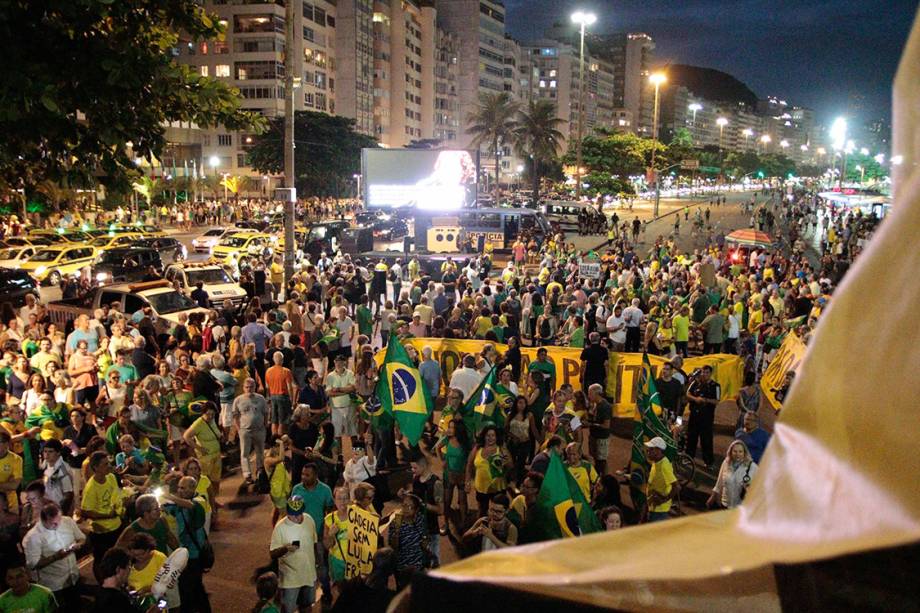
[0,184,881,612]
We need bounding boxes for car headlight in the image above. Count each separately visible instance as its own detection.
[34,265,47,276]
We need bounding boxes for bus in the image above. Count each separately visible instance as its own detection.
[455,207,551,251]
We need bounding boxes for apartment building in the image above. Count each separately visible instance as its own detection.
[175,0,338,175]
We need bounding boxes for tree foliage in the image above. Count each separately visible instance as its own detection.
[0,0,264,195]
[246,111,378,199]
[566,132,666,177]
[466,92,519,194]
[512,100,565,205]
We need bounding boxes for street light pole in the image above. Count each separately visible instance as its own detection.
[649,72,666,217]
[571,11,596,202]
[716,116,728,191]
[282,0,296,286]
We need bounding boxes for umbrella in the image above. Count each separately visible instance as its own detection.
[725,228,773,248]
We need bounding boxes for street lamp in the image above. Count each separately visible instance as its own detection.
[891,155,904,165]
[742,128,753,148]
[716,116,728,188]
[571,10,597,201]
[208,155,220,169]
[760,134,772,153]
[780,139,789,150]
[860,147,869,156]
[688,102,702,127]
[874,153,885,165]
[649,71,667,216]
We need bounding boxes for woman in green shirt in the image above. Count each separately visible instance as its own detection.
[435,416,470,526]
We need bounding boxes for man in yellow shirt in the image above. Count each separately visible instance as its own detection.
[81,450,124,582]
[564,443,598,502]
[645,436,678,522]
[0,431,23,511]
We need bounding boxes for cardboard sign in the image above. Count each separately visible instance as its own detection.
[344,504,379,579]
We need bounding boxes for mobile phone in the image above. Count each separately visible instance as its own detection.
[157,599,168,610]
[676,416,683,426]
[292,540,300,548]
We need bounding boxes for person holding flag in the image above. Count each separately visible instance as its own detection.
[629,353,679,520]
[526,453,601,542]
[373,334,434,448]
[465,425,511,518]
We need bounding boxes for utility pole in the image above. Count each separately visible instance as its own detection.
[282,0,296,286]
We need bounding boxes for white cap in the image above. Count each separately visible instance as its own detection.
[644,436,667,450]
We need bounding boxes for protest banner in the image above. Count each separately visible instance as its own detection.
[344,504,379,579]
[377,338,744,418]
[760,333,807,410]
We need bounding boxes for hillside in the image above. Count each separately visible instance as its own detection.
[667,64,759,107]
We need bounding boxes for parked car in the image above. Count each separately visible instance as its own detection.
[0,246,39,269]
[92,247,164,285]
[191,227,232,253]
[46,280,207,327]
[372,218,409,241]
[19,245,97,286]
[164,262,247,308]
[0,268,40,307]
[133,237,187,265]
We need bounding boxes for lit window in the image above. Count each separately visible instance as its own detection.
[200,65,209,77]
[215,64,230,77]
[549,69,556,77]
[539,80,546,88]
[549,80,556,88]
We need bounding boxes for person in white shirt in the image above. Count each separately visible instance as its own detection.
[448,355,484,402]
[606,304,627,352]
[269,496,317,613]
[334,307,354,360]
[622,298,644,352]
[23,501,85,606]
[41,441,74,514]
[343,439,378,501]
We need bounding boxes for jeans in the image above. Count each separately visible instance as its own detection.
[238,428,265,479]
[281,585,315,612]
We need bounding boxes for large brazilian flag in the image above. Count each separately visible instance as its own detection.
[460,366,514,436]
[376,334,434,446]
[534,454,601,539]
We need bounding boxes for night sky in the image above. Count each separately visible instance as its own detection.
[505,0,918,124]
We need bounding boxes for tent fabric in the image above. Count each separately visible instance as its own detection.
[413,8,920,611]
[724,228,773,248]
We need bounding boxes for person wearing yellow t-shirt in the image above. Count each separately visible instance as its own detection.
[0,431,23,511]
[82,450,124,582]
[748,303,764,334]
[645,437,678,522]
[472,309,492,338]
[126,532,168,597]
[322,487,351,589]
[564,443,598,502]
[671,305,691,357]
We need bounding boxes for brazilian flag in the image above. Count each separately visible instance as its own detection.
[361,391,394,433]
[533,454,601,539]
[461,366,510,435]
[629,353,677,510]
[376,333,433,446]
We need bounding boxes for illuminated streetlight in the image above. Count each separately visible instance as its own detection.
[209,155,220,168]
[816,147,826,155]
[688,102,702,126]
[800,144,808,152]
[891,155,904,165]
[649,71,667,216]
[571,10,597,200]
[874,153,885,164]
[860,147,869,156]
[830,117,847,151]
[780,139,789,149]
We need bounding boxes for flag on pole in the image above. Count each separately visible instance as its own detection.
[375,334,433,446]
[629,353,677,510]
[532,454,601,539]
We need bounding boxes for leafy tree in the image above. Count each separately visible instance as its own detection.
[582,172,634,197]
[466,92,519,196]
[568,131,666,177]
[512,100,565,205]
[0,0,264,202]
[723,150,761,178]
[247,111,378,199]
[759,153,796,179]
[132,176,159,210]
[36,180,76,213]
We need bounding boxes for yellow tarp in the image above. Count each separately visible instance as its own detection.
[414,7,920,611]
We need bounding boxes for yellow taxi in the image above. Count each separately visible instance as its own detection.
[110,223,166,237]
[272,227,307,254]
[20,244,97,285]
[210,231,275,263]
[87,232,148,253]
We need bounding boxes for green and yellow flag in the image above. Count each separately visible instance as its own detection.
[461,366,514,436]
[533,454,601,539]
[375,334,433,446]
[629,353,677,510]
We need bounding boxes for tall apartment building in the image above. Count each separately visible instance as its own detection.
[434,0,514,182]
[176,0,338,175]
[519,40,616,147]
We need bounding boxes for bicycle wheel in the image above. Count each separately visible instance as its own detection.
[674,453,696,487]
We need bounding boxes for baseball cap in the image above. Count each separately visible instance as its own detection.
[644,436,667,451]
[286,495,305,516]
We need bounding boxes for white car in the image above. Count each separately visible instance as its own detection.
[191,227,232,253]
[163,262,248,308]
[0,245,39,268]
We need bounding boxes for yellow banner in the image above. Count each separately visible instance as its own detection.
[344,504,379,579]
[759,333,807,410]
[378,338,744,418]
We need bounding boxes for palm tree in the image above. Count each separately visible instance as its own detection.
[466,92,519,198]
[513,100,565,206]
